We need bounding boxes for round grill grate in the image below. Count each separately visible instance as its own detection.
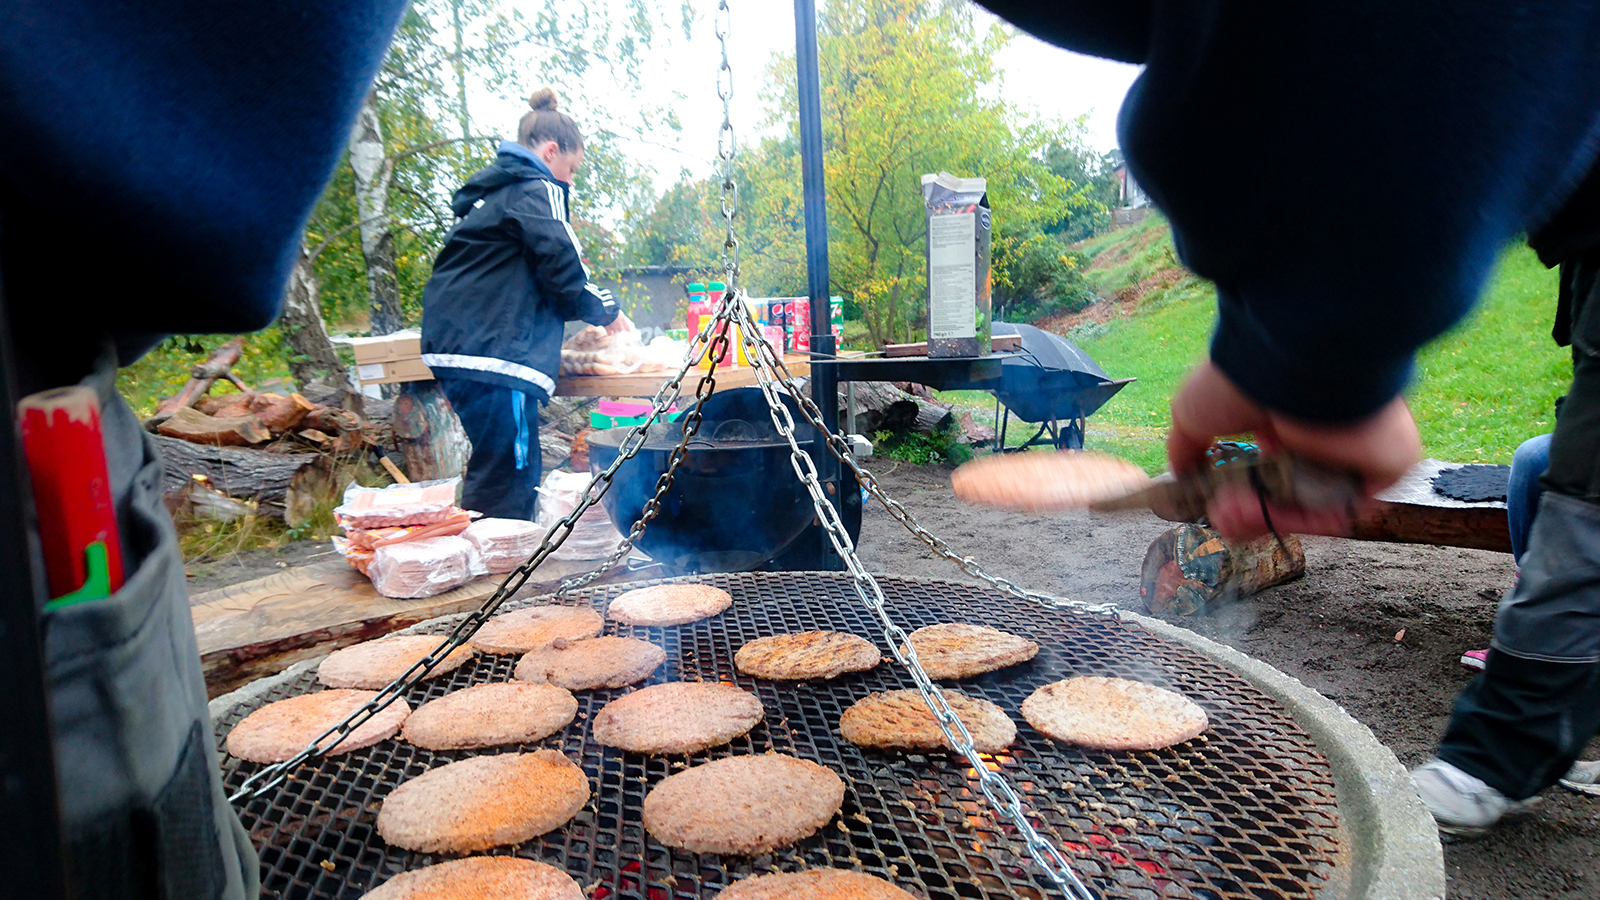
[215,572,1342,900]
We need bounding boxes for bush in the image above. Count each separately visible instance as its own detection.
[992,229,1095,323]
[872,427,973,466]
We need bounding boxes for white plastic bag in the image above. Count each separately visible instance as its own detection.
[367,534,477,598]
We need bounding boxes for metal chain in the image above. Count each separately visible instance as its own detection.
[232,5,760,805]
[715,0,740,289]
[229,295,736,805]
[730,298,1115,617]
[731,296,1097,900]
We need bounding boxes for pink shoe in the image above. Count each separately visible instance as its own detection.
[1460,649,1488,672]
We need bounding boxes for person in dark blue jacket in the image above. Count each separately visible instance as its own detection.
[421,88,630,519]
[976,0,1600,837]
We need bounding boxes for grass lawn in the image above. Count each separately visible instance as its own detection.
[941,232,1567,475]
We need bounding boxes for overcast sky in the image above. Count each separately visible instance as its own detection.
[475,2,1142,193]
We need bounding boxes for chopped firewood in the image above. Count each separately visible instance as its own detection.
[297,428,332,445]
[150,338,244,424]
[249,392,316,434]
[155,407,270,446]
[302,406,363,436]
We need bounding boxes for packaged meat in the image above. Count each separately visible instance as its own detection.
[332,535,375,576]
[367,535,478,599]
[346,508,474,551]
[335,478,461,528]
[461,517,543,574]
[536,471,626,561]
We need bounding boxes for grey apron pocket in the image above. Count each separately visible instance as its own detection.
[46,439,244,900]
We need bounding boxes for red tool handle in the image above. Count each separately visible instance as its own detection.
[17,386,124,599]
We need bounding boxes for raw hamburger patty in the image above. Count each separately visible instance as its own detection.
[376,749,589,853]
[950,449,1150,513]
[901,623,1039,679]
[591,682,763,754]
[1021,676,1209,750]
[469,606,604,655]
[642,755,844,855]
[839,689,1015,753]
[226,689,409,763]
[318,634,476,689]
[734,631,881,681]
[714,869,919,900]
[606,583,732,626]
[360,857,583,900]
[401,682,578,750]
[514,636,666,690]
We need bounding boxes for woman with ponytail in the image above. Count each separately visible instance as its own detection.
[421,87,633,518]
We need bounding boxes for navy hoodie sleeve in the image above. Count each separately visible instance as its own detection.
[0,0,408,348]
[981,1,1600,422]
[506,181,619,328]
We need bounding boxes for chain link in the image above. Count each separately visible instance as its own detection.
[730,295,1097,900]
[229,296,737,805]
[234,10,1101,897]
[715,0,740,289]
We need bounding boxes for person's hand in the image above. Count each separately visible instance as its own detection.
[604,312,635,336]
[1167,360,1420,540]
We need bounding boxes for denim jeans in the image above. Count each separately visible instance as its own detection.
[1508,433,1551,564]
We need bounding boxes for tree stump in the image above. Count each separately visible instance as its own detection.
[1139,524,1306,617]
[392,380,469,482]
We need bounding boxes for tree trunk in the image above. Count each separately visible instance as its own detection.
[392,381,470,481]
[153,435,336,523]
[279,241,364,413]
[348,91,403,337]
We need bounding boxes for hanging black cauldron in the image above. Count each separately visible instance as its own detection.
[585,388,859,572]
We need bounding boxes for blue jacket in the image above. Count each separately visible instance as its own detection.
[979,1,1600,422]
[421,142,618,397]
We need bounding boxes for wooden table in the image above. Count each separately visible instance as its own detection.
[190,556,643,697]
[553,354,811,397]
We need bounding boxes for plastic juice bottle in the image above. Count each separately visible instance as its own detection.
[685,282,709,337]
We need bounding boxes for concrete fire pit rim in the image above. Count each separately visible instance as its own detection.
[1121,608,1445,900]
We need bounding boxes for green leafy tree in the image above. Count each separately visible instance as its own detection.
[737,0,1093,345]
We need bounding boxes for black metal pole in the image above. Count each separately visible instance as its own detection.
[0,207,69,898]
[794,0,844,569]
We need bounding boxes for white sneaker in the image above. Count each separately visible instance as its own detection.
[1411,759,1539,837]
[1558,759,1600,796]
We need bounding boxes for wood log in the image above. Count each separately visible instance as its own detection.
[150,338,244,423]
[155,407,270,446]
[847,381,953,436]
[249,392,316,434]
[1351,499,1511,553]
[392,380,469,481]
[302,405,364,436]
[1139,524,1306,617]
[152,434,336,523]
